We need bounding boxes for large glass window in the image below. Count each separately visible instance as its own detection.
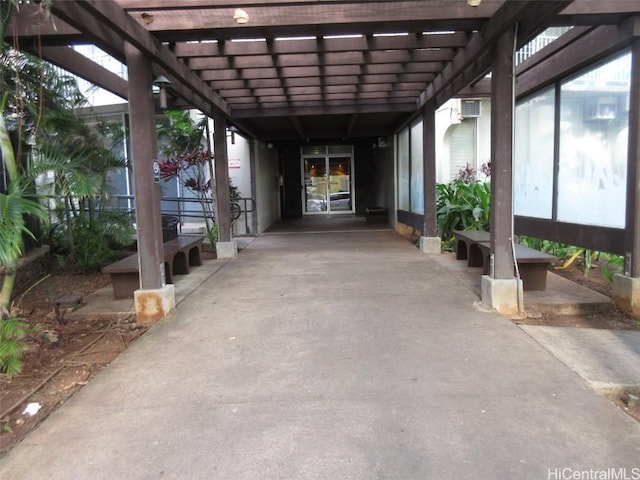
[410,120,424,214]
[397,128,410,211]
[557,52,630,228]
[514,87,555,218]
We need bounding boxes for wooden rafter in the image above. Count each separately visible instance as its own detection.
[6,0,640,140]
[47,0,229,117]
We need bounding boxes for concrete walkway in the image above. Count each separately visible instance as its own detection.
[1,228,639,479]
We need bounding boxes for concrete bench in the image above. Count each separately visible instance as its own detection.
[454,230,490,267]
[365,206,388,224]
[102,235,204,299]
[477,241,557,291]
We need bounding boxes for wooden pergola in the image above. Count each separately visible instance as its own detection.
[7,0,640,319]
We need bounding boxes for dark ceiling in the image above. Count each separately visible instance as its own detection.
[7,1,640,142]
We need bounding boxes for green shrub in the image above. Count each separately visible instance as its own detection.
[48,210,135,272]
[208,223,218,250]
[602,254,623,283]
[73,225,116,273]
[0,316,29,377]
[436,179,491,243]
[519,236,624,282]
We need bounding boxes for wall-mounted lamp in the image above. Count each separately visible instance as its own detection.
[467,0,481,6]
[233,8,249,24]
[227,125,239,144]
[152,75,172,109]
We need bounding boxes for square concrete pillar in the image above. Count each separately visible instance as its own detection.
[612,274,640,317]
[419,236,441,255]
[134,284,176,324]
[216,241,238,259]
[481,275,523,316]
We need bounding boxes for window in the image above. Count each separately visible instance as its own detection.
[410,119,424,214]
[557,52,630,228]
[514,87,555,219]
[397,128,410,211]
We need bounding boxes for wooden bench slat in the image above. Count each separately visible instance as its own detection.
[102,235,204,299]
[454,230,557,291]
[454,230,489,267]
[477,241,557,291]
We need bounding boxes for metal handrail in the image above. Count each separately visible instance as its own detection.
[45,194,257,234]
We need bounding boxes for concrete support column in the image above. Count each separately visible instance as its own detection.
[213,110,237,257]
[125,42,175,322]
[249,138,258,236]
[613,37,640,316]
[420,100,441,255]
[482,27,520,315]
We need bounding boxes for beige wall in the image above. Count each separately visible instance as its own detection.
[254,142,280,234]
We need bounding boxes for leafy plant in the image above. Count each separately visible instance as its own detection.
[0,97,47,316]
[436,179,491,244]
[519,236,624,282]
[0,316,29,377]
[602,254,623,283]
[0,3,46,377]
[71,223,117,273]
[157,110,242,232]
[157,110,216,231]
[208,223,219,249]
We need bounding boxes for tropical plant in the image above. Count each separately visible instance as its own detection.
[602,254,624,283]
[0,106,47,315]
[157,110,216,231]
[31,119,134,268]
[0,0,130,375]
[208,223,219,250]
[519,236,625,283]
[436,179,491,244]
[0,2,42,379]
[0,315,29,376]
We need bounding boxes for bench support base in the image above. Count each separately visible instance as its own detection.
[216,241,238,258]
[613,274,640,317]
[419,236,441,255]
[481,276,523,316]
[365,207,388,224]
[134,284,176,324]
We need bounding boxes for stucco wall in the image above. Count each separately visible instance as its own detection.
[254,142,280,234]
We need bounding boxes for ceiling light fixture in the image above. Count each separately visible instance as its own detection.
[233,8,250,24]
[467,0,481,6]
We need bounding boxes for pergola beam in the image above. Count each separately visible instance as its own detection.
[170,33,467,58]
[48,0,229,118]
[122,2,495,41]
[231,101,414,118]
[418,1,572,108]
[38,46,128,100]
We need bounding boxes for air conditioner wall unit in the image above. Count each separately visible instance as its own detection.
[459,99,481,118]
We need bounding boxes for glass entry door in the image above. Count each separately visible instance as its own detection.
[303,158,328,213]
[328,157,352,212]
[302,147,354,214]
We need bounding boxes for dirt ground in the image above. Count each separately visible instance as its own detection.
[0,267,147,456]
[0,255,638,456]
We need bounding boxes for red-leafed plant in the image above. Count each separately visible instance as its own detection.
[157,111,215,232]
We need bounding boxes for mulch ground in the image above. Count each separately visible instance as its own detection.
[0,267,149,455]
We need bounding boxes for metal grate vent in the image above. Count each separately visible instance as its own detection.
[460,100,481,118]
